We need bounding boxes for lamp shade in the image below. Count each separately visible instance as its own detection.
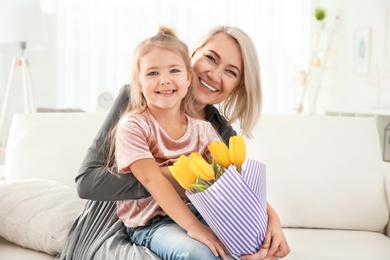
[0,0,49,52]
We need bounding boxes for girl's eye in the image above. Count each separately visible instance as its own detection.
[147,71,158,76]
[226,69,238,78]
[170,69,180,73]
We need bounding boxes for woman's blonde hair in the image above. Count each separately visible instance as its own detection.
[191,25,262,138]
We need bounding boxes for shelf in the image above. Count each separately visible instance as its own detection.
[326,107,390,116]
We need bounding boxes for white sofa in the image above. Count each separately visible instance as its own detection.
[0,112,389,260]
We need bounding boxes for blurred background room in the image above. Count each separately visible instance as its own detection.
[0,0,390,162]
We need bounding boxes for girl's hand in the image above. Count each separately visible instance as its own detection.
[160,164,227,258]
[186,222,228,260]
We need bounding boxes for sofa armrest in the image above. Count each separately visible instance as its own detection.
[384,163,390,237]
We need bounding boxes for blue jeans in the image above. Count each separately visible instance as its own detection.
[126,205,280,260]
[126,205,231,260]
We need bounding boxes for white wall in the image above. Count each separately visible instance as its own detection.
[317,0,390,111]
[51,0,390,115]
[1,0,390,143]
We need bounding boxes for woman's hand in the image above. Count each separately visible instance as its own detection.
[241,203,290,260]
[240,254,277,260]
[259,220,290,258]
[260,204,290,258]
[240,247,268,259]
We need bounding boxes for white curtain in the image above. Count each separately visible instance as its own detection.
[56,0,311,114]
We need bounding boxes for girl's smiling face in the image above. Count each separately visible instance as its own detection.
[191,33,243,107]
[138,47,191,112]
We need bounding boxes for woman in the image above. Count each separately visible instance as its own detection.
[59,25,290,260]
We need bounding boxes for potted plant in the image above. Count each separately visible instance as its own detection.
[314,7,327,21]
[313,7,326,29]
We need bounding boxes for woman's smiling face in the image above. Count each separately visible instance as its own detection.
[191,33,243,107]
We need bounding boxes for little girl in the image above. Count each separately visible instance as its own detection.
[108,26,229,260]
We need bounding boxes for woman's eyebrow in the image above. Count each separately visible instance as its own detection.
[209,50,241,73]
[209,50,221,60]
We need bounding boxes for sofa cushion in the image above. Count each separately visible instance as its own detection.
[0,178,86,255]
[247,115,389,232]
[0,237,53,260]
[283,228,390,259]
[3,112,107,187]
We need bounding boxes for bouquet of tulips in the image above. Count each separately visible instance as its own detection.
[169,136,268,259]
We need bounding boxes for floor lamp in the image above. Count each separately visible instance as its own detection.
[0,0,49,147]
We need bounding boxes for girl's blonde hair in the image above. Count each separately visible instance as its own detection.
[126,25,197,117]
[191,25,262,138]
[106,25,197,169]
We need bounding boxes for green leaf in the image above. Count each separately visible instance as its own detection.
[189,183,209,192]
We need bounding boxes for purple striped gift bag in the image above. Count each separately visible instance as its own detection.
[186,159,267,259]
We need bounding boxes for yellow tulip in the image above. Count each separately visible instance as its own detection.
[208,141,231,168]
[169,155,197,190]
[189,152,204,161]
[189,157,215,181]
[229,136,246,167]
[208,141,220,163]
